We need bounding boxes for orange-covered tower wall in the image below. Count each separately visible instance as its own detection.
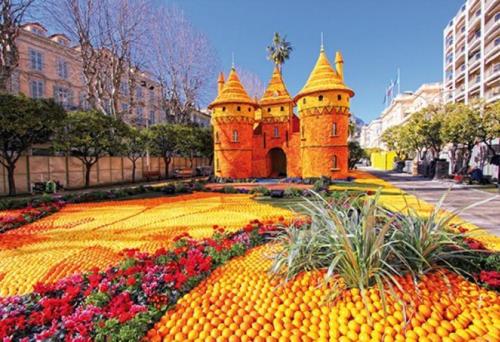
[295,49,354,178]
[208,69,257,179]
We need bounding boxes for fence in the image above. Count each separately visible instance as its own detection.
[370,151,396,171]
[0,155,210,195]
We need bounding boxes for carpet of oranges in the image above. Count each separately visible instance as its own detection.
[330,171,500,252]
[0,193,293,296]
[147,244,499,342]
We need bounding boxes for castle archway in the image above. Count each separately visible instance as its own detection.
[267,148,287,178]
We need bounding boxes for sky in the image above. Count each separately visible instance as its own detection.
[166,0,464,123]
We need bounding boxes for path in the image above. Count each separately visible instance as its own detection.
[364,168,500,236]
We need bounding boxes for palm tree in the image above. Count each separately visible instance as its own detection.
[266,32,293,73]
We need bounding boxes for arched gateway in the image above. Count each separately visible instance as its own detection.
[267,148,287,178]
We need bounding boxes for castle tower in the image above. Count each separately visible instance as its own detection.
[256,66,296,177]
[208,67,257,178]
[294,47,354,178]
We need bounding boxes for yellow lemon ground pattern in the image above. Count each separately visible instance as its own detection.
[330,172,500,251]
[147,244,500,342]
[0,193,293,296]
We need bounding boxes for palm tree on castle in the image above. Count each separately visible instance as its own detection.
[266,32,293,73]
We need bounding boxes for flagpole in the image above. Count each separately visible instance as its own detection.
[397,68,401,95]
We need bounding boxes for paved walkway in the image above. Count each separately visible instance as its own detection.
[364,168,500,236]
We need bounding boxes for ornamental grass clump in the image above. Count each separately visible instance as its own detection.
[390,195,484,279]
[270,192,407,302]
[270,191,478,305]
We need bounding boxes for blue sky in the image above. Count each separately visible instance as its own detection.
[167,0,463,123]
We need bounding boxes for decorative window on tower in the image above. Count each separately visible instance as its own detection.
[332,155,338,169]
[318,95,323,101]
[331,123,338,136]
[216,158,221,172]
[215,131,220,144]
[232,130,239,142]
[273,127,279,138]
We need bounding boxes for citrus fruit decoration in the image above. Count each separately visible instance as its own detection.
[147,244,500,342]
[0,193,293,296]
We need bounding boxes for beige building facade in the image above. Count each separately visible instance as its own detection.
[360,83,443,149]
[7,22,165,127]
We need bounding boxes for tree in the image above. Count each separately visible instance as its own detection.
[0,94,65,195]
[440,103,482,173]
[266,32,293,72]
[478,101,500,157]
[348,141,366,169]
[381,126,407,160]
[119,126,147,182]
[147,123,182,177]
[54,110,120,187]
[0,0,36,93]
[238,68,265,99]
[44,0,151,118]
[148,5,218,124]
[415,106,444,159]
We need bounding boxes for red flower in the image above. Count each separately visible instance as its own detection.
[126,276,136,286]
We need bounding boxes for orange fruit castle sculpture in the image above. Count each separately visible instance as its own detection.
[208,46,354,179]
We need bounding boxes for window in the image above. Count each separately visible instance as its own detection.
[149,89,155,103]
[337,95,342,101]
[136,87,143,99]
[273,127,279,138]
[237,106,241,111]
[136,106,144,125]
[332,155,338,169]
[30,80,44,98]
[331,123,337,136]
[216,158,220,171]
[29,49,43,71]
[121,103,129,112]
[318,95,323,101]
[222,106,226,112]
[496,13,500,22]
[149,111,155,126]
[280,106,284,111]
[495,37,500,47]
[121,82,129,96]
[267,108,271,112]
[232,130,239,142]
[248,107,251,112]
[303,98,306,104]
[215,131,220,143]
[57,59,69,79]
[53,86,72,107]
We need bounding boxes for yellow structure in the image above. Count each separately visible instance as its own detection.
[209,43,355,179]
[371,151,397,171]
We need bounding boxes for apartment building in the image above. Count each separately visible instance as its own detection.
[7,22,164,127]
[360,83,443,149]
[443,0,500,104]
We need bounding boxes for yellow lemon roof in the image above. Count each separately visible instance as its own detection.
[295,50,354,100]
[209,68,256,109]
[259,66,292,105]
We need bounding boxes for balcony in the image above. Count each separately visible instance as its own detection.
[485,64,500,84]
[486,0,499,13]
[484,13,500,38]
[468,52,482,71]
[485,87,500,102]
[485,38,500,61]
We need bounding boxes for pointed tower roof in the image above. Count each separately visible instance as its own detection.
[294,50,354,101]
[259,66,293,106]
[208,67,256,109]
[217,72,225,83]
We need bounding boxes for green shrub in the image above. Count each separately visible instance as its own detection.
[250,186,271,196]
[283,187,303,197]
[221,185,237,194]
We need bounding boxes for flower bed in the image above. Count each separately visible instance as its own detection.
[0,193,294,296]
[0,220,283,341]
[0,201,64,233]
